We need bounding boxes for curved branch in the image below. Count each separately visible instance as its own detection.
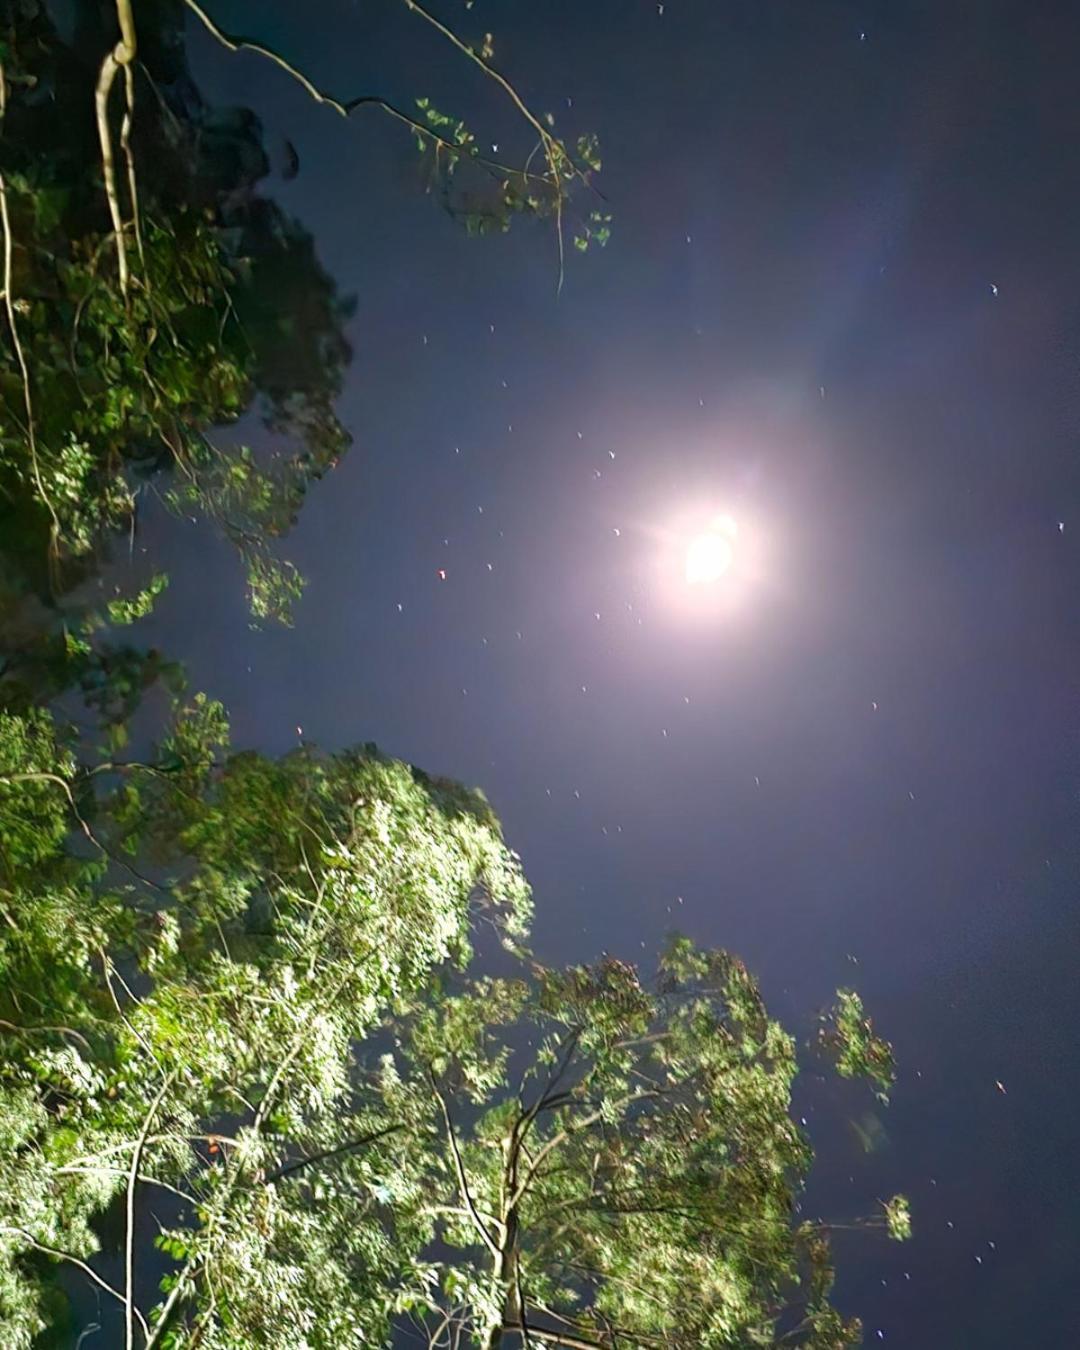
[0,771,105,855]
[0,1018,93,1053]
[431,1071,501,1260]
[96,0,139,297]
[0,1227,150,1342]
[180,0,542,183]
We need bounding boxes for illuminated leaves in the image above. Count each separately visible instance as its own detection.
[821,988,897,1100]
[0,703,530,1347]
[574,208,613,253]
[883,1193,913,1242]
[390,938,901,1349]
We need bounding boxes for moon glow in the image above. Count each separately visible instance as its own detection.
[685,516,739,584]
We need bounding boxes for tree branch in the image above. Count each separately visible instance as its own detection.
[180,0,542,183]
[0,1018,92,1053]
[397,0,580,287]
[0,771,106,856]
[126,1073,174,1350]
[55,1163,196,1207]
[431,1071,501,1260]
[264,1122,406,1184]
[499,1322,609,1350]
[0,1227,150,1341]
[95,0,138,298]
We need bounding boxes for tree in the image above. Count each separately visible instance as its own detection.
[0,698,531,1347]
[0,0,607,784]
[368,938,910,1350]
[0,0,353,632]
[0,0,605,646]
[0,716,909,1350]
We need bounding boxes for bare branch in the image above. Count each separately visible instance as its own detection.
[94,3,139,297]
[55,1163,196,1207]
[431,1071,501,1260]
[126,1073,175,1350]
[120,61,146,279]
[96,55,126,293]
[264,1122,406,1184]
[180,0,538,183]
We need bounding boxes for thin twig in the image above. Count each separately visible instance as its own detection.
[0,1228,150,1341]
[126,1073,175,1350]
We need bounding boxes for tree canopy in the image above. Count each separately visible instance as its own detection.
[0,699,531,1346]
[374,940,904,1350]
[0,713,906,1348]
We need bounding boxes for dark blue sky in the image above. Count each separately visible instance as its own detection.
[144,1,1080,1342]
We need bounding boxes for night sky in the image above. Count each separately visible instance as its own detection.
[142,2,1079,1343]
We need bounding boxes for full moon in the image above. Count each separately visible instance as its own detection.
[685,516,738,584]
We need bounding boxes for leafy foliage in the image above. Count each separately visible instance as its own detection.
[0,1,353,631]
[0,0,608,733]
[820,989,897,1101]
[0,701,530,1347]
[883,1193,912,1243]
[356,938,910,1350]
[0,700,908,1346]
